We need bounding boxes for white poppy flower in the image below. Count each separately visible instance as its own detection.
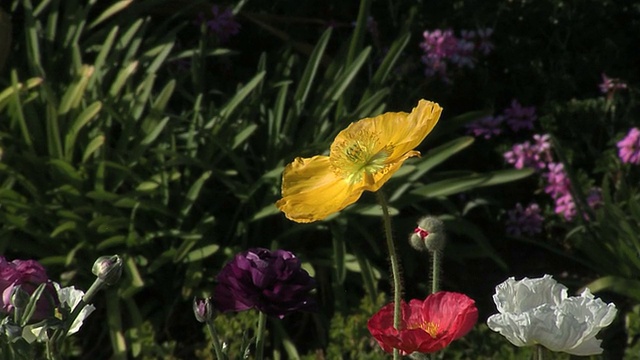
[487,275,617,356]
[22,283,96,343]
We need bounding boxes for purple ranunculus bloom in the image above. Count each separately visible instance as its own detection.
[503,100,537,132]
[213,248,316,318]
[466,115,504,139]
[506,203,544,237]
[0,257,58,321]
[617,127,640,165]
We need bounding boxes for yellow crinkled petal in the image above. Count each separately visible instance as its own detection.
[366,99,442,161]
[276,156,364,223]
[330,99,442,193]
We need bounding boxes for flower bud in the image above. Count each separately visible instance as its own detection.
[92,255,123,285]
[409,216,446,252]
[193,297,213,323]
[10,285,30,310]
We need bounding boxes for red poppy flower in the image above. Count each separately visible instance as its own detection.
[367,291,478,355]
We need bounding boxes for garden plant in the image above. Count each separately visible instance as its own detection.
[0,0,639,359]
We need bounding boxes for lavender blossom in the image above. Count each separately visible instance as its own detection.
[617,127,640,165]
[503,100,537,132]
[213,248,316,318]
[506,203,544,236]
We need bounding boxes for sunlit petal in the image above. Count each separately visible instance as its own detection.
[276,156,363,223]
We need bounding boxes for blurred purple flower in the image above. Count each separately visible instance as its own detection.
[617,127,640,165]
[476,28,494,55]
[586,188,603,209]
[503,100,537,132]
[506,203,544,236]
[554,193,576,221]
[466,115,504,139]
[0,257,58,321]
[213,248,316,318]
[544,162,571,199]
[599,73,627,95]
[199,5,240,42]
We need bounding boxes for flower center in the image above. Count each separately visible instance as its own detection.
[330,130,393,185]
[408,320,439,338]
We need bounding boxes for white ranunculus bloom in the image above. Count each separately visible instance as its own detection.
[22,283,96,343]
[487,275,617,356]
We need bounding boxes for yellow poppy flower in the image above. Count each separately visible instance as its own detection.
[276,99,443,223]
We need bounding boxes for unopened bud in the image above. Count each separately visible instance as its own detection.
[409,216,446,252]
[10,285,29,309]
[193,297,213,323]
[92,255,123,286]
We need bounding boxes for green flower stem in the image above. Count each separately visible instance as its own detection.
[536,345,545,360]
[255,311,268,360]
[376,191,402,360]
[431,249,441,294]
[206,318,226,360]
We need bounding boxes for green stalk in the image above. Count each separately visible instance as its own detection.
[206,318,226,360]
[431,250,441,294]
[536,345,545,360]
[376,191,402,360]
[255,311,268,360]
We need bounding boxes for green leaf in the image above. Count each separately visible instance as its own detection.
[183,244,220,263]
[88,0,133,29]
[82,135,105,163]
[293,27,332,106]
[585,276,640,302]
[411,168,534,198]
[218,71,266,120]
[64,101,102,159]
[410,136,475,181]
[58,65,94,115]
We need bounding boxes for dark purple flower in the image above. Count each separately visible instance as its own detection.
[476,28,494,55]
[503,100,537,132]
[198,5,240,42]
[0,257,58,321]
[213,248,316,318]
[506,203,544,236]
[466,115,504,139]
[617,127,640,165]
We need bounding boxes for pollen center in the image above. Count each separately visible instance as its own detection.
[330,130,393,185]
[408,320,439,338]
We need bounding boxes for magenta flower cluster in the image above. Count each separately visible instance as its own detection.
[0,257,58,321]
[213,248,316,318]
[505,203,544,237]
[420,27,493,82]
[503,134,552,171]
[467,100,537,139]
[617,127,640,165]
